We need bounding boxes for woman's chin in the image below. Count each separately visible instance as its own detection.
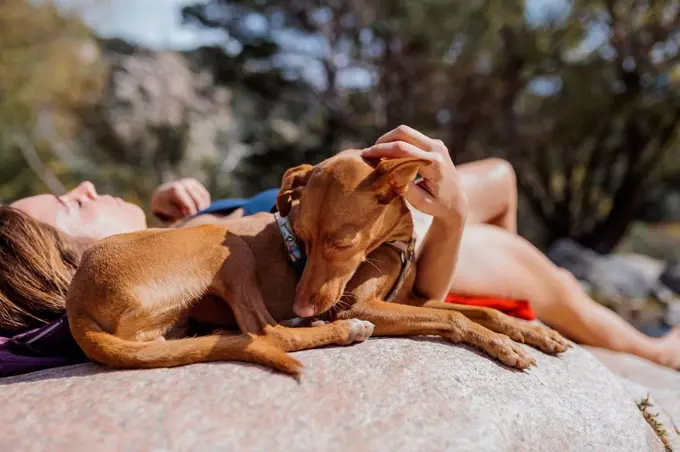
[79,216,147,240]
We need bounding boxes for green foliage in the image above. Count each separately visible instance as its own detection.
[0,0,105,202]
[637,395,672,451]
[2,0,679,253]
[183,0,680,251]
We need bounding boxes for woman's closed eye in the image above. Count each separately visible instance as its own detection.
[53,195,81,212]
[65,199,83,209]
[64,199,83,211]
[53,194,69,208]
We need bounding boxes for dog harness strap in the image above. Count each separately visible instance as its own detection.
[383,237,416,302]
[273,211,307,279]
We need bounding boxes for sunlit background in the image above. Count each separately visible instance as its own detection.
[1,0,680,333]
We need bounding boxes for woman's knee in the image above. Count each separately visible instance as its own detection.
[459,158,517,201]
[459,158,518,230]
[485,158,517,195]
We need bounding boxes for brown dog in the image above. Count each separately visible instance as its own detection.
[66,149,569,376]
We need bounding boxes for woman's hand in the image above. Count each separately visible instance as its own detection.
[151,178,211,222]
[361,125,468,223]
[363,125,468,301]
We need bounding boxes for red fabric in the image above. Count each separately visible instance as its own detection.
[445,294,537,321]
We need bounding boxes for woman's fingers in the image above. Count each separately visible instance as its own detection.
[404,181,436,214]
[428,139,452,160]
[364,125,465,220]
[151,178,212,221]
[154,203,183,222]
[363,141,431,159]
[173,184,199,216]
[375,125,452,164]
[362,141,443,181]
[185,179,211,210]
[375,125,435,151]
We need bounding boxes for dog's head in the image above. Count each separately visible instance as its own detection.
[277,149,431,317]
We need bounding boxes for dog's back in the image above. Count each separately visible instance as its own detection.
[66,153,428,374]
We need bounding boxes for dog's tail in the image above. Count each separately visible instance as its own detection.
[69,315,303,375]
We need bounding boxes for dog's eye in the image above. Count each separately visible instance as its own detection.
[328,238,355,250]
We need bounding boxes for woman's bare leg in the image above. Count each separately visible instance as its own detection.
[454,159,680,367]
[457,158,518,233]
[452,224,680,368]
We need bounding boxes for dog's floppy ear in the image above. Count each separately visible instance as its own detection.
[276,164,315,216]
[371,157,432,204]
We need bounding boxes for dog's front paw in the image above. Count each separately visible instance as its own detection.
[447,330,537,369]
[525,324,572,354]
[506,322,572,354]
[489,335,537,369]
[335,319,375,345]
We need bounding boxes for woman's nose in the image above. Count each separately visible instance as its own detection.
[79,181,99,200]
[65,181,99,202]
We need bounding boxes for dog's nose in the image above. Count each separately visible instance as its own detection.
[293,291,328,318]
[293,302,316,318]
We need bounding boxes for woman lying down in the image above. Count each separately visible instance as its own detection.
[1,125,678,377]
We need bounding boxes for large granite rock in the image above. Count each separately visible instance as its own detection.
[0,338,673,451]
[586,346,680,450]
[661,260,680,293]
[547,239,680,333]
[82,38,241,185]
[547,239,662,301]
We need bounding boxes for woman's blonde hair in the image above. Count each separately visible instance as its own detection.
[0,206,88,335]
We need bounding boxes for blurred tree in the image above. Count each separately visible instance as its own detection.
[0,0,105,202]
[183,0,680,252]
[2,0,677,250]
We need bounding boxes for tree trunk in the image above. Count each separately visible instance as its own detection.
[579,177,646,253]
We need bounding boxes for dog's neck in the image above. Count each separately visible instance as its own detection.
[273,210,306,279]
[387,199,417,244]
[278,198,416,302]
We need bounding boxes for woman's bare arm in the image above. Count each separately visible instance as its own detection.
[412,214,466,301]
[362,125,469,301]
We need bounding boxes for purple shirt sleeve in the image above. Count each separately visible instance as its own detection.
[0,315,88,378]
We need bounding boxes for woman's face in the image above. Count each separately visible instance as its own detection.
[10,181,147,240]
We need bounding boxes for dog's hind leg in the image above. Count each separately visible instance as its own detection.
[406,298,571,354]
[208,233,278,334]
[69,227,307,375]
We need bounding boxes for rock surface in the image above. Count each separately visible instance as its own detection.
[0,338,671,452]
[586,346,680,450]
[547,239,680,332]
[547,239,661,301]
[83,38,237,183]
[661,260,680,295]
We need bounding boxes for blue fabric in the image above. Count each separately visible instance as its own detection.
[196,188,279,217]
